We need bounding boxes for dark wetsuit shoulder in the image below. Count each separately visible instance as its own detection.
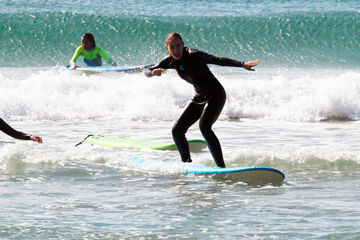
[146,47,244,103]
[0,118,31,140]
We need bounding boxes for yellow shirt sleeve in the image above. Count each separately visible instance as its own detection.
[70,45,83,65]
[97,47,111,63]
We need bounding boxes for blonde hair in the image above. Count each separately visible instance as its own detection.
[165,32,183,46]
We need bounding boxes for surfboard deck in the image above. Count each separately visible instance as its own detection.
[69,64,154,73]
[130,156,285,185]
[87,135,207,153]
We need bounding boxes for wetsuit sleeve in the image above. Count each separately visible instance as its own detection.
[194,50,244,67]
[0,118,31,140]
[70,46,83,67]
[98,47,114,65]
[144,56,172,77]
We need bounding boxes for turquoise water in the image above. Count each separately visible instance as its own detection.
[1,0,360,239]
[0,0,359,67]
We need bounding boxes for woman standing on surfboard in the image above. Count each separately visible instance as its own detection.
[145,32,259,168]
[0,118,42,143]
[70,33,117,70]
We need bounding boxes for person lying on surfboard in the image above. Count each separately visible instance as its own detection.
[0,118,42,143]
[145,32,259,168]
[70,33,117,70]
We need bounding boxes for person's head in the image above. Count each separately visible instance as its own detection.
[81,33,96,50]
[165,32,184,60]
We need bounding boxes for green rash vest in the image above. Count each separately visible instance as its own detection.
[70,45,114,66]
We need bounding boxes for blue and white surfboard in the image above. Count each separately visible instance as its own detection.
[130,156,285,185]
[69,64,154,73]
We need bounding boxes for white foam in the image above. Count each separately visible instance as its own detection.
[1,67,359,122]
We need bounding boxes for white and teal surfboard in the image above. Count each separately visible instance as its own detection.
[85,135,207,153]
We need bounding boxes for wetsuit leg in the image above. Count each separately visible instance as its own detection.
[172,101,205,162]
[199,90,226,168]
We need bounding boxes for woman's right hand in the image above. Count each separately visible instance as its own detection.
[151,68,167,76]
[30,135,43,143]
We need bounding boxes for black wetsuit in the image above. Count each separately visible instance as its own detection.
[146,47,244,168]
[0,118,31,140]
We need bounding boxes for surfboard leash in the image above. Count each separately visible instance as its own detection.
[74,134,94,147]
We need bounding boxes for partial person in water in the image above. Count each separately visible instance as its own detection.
[70,33,117,70]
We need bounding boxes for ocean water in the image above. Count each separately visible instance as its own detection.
[1,0,360,239]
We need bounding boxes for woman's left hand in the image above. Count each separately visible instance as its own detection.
[243,60,260,71]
